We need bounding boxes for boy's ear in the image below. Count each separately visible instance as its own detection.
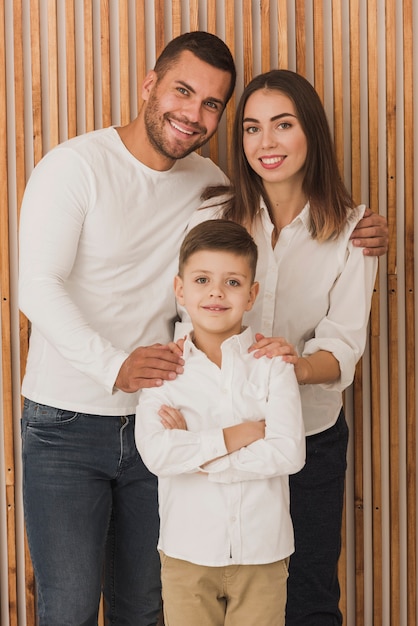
[174,275,185,305]
[141,70,157,101]
[245,281,259,312]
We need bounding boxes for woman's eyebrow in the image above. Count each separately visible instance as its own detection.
[243,112,297,123]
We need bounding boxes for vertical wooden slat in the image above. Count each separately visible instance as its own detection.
[171,0,182,37]
[47,0,59,147]
[135,0,146,113]
[30,0,43,166]
[189,0,199,31]
[24,2,42,621]
[331,0,343,167]
[295,0,306,76]
[349,1,366,623]
[206,0,219,167]
[242,0,253,85]
[65,0,77,138]
[277,0,288,68]
[84,0,94,131]
[312,0,324,101]
[224,0,235,177]
[119,0,130,125]
[403,1,417,625]
[1,2,18,624]
[13,4,27,621]
[260,0,270,73]
[330,2,347,616]
[154,0,165,59]
[101,1,112,128]
[385,0,400,622]
[366,1,384,623]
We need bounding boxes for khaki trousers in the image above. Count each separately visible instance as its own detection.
[160,552,288,626]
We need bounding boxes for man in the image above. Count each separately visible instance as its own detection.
[18,31,387,626]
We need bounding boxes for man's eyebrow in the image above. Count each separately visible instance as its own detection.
[243,112,297,123]
[175,80,225,107]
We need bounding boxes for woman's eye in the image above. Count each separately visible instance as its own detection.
[244,126,259,134]
[278,122,291,130]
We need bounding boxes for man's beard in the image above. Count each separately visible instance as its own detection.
[144,92,209,160]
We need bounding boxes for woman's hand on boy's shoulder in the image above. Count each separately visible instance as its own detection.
[248,333,298,363]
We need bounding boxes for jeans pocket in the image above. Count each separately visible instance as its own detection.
[22,398,79,428]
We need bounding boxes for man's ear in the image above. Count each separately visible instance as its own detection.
[141,70,157,101]
[174,275,185,305]
[246,281,259,312]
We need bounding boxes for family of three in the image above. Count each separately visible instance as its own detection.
[19,30,386,626]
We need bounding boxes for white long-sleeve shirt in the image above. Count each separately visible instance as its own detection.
[18,128,227,415]
[135,327,305,566]
[176,200,378,435]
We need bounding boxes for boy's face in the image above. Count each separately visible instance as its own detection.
[175,249,259,342]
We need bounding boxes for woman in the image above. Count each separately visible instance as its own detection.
[183,70,378,625]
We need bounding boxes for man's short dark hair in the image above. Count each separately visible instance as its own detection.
[154,31,236,106]
[178,219,258,281]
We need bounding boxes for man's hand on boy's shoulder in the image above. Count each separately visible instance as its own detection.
[350,208,388,257]
[115,344,185,392]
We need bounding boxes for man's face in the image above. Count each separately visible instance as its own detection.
[142,51,232,163]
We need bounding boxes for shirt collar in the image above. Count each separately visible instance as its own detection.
[259,197,311,233]
[182,326,254,359]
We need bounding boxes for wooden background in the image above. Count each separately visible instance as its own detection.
[0,1,416,625]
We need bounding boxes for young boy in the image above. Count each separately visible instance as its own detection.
[135,219,305,626]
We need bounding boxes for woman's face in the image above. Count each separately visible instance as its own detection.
[242,89,308,189]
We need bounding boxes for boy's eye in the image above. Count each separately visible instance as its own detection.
[227,279,240,287]
[196,277,208,284]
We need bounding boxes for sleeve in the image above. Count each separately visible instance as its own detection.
[18,148,128,394]
[135,387,228,477]
[205,359,306,484]
[302,237,378,392]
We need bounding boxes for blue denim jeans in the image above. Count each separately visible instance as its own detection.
[21,399,161,626]
[286,409,348,626]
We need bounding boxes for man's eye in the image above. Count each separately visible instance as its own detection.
[205,101,220,111]
[177,87,188,95]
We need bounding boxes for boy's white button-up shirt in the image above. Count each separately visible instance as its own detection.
[135,327,305,567]
[178,201,378,435]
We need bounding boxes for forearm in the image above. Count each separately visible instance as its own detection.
[222,421,265,453]
[295,350,340,385]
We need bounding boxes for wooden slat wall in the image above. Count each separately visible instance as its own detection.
[1,2,416,625]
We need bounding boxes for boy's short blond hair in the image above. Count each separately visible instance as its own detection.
[178,219,258,281]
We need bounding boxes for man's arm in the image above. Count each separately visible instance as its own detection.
[350,208,388,256]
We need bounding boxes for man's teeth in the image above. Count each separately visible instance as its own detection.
[170,121,193,135]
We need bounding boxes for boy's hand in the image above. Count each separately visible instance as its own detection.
[249,333,298,363]
[115,344,184,392]
[350,208,388,256]
[158,405,188,430]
